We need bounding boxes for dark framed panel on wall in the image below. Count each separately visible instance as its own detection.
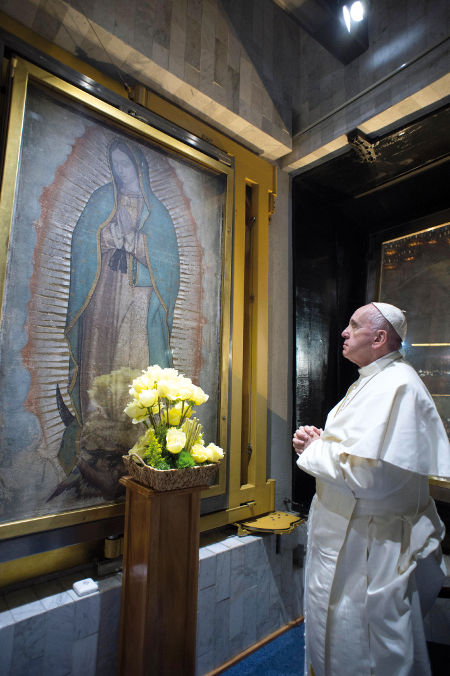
[367,208,450,497]
[0,57,233,543]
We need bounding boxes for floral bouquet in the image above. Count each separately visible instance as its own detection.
[123,365,224,471]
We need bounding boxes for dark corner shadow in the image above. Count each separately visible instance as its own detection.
[219,0,298,134]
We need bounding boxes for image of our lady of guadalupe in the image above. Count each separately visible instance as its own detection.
[54,139,180,496]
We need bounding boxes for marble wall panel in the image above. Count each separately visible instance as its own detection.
[71,633,98,676]
[95,578,121,676]
[185,15,201,69]
[43,603,76,676]
[0,0,293,157]
[68,592,100,640]
[1,0,449,163]
[152,41,170,69]
[0,0,39,26]
[211,542,231,603]
[187,0,202,23]
[195,648,215,676]
[10,614,47,676]
[213,597,230,666]
[197,584,216,658]
[214,37,227,86]
[7,530,444,676]
[0,596,14,676]
[243,584,258,647]
[198,546,217,590]
[184,61,201,88]
[5,588,34,616]
[169,21,187,79]
[228,588,245,654]
[32,3,63,42]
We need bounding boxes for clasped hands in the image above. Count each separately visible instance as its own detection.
[292,425,323,455]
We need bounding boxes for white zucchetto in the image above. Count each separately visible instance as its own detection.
[372,302,407,341]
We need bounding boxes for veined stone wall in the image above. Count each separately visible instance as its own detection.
[0,0,448,166]
[0,529,306,676]
[0,0,294,160]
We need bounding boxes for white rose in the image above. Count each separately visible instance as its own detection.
[175,377,194,400]
[161,368,179,379]
[204,443,224,463]
[146,365,163,380]
[158,379,178,401]
[124,401,147,423]
[139,389,157,408]
[190,385,209,406]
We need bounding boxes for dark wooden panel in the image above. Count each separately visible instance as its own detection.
[118,477,202,676]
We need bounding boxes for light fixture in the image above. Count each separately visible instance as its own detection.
[342,1,365,32]
[350,1,365,22]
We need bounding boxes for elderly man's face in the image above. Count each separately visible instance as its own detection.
[341,306,378,367]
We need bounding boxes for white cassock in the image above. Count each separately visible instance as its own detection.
[297,351,450,676]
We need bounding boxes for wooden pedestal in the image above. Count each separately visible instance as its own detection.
[118,476,203,676]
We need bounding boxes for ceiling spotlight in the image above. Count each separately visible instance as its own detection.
[342,2,365,32]
[351,2,365,22]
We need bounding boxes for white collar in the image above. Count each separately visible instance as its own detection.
[358,351,402,378]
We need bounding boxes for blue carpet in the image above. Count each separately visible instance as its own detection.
[222,623,305,675]
[220,622,449,675]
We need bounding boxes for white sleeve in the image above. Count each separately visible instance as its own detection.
[297,439,412,499]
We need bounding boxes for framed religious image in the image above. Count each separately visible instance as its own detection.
[0,58,233,538]
[378,221,449,483]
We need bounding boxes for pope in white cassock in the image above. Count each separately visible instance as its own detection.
[293,302,450,676]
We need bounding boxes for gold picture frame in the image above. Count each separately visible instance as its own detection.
[0,57,234,540]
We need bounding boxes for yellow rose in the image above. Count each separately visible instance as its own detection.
[123,401,147,423]
[161,403,183,426]
[167,406,182,426]
[166,428,186,454]
[191,443,208,464]
[139,389,157,408]
[204,443,224,463]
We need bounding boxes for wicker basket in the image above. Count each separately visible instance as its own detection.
[122,451,220,491]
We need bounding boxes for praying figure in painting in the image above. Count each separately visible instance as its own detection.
[56,139,180,487]
[293,302,449,676]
